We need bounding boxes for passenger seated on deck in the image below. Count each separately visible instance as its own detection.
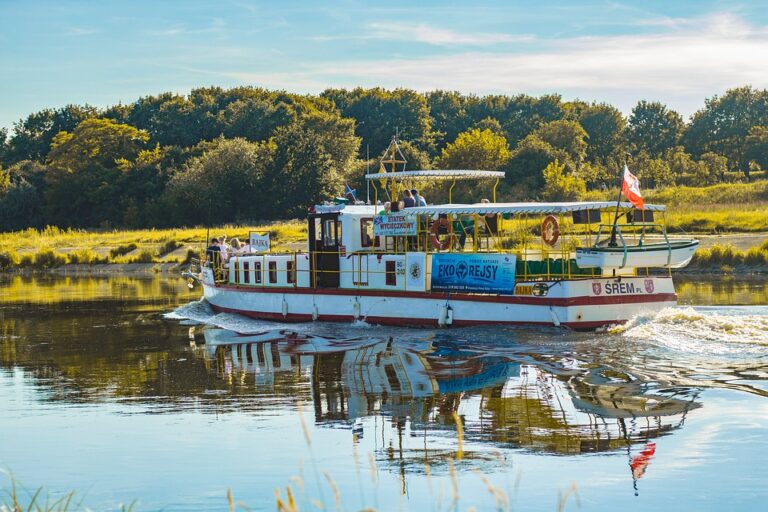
[219,235,230,263]
[454,215,474,250]
[378,201,391,215]
[229,238,242,256]
[411,188,427,207]
[402,189,416,208]
[480,198,499,238]
[205,238,221,267]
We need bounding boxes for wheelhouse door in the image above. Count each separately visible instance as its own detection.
[309,214,341,288]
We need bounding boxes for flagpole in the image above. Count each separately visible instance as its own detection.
[609,160,627,247]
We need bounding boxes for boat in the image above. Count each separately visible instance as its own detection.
[575,222,699,269]
[186,148,698,330]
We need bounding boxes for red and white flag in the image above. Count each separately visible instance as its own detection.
[621,164,644,209]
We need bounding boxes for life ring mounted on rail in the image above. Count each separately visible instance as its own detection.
[542,215,559,246]
[430,217,452,250]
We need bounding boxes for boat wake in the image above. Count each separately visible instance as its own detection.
[164,299,383,334]
[616,306,768,350]
[164,299,288,333]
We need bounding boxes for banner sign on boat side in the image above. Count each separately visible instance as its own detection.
[248,232,270,252]
[431,254,516,294]
[374,214,417,236]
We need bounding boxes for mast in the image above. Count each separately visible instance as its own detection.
[379,135,407,203]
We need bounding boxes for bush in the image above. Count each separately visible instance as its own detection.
[33,249,67,268]
[130,250,155,263]
[67,249,108,265]
[109,243,137,258]
[157,239,181,256]
[182,248,199,264]
[0,250,20,271]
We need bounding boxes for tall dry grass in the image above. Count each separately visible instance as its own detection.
[0,220,307,270]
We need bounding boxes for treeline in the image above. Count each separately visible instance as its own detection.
[0,85,767,231]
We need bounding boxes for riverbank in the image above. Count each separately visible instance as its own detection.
[1,223,766,274]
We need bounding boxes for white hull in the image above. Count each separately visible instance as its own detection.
[201,274,676,330]
[576,241,699,269]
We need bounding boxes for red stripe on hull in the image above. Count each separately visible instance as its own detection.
[209,283,675,308]
[208,303,634,330]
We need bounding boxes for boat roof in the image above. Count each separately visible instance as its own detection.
[364,169,505,181]
[311,204,380,215]
[404,201,666,215]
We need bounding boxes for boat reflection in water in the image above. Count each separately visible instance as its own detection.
[204,327,699,481]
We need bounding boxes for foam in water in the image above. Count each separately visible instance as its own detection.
[618,306,768,350]
[164,300,290,333]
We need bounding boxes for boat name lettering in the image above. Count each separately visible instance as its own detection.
[604,282,640,295]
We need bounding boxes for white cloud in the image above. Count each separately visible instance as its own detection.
[63,26,99,37]
[225,12,768,117]
[367,22,534,46]
[311,21,533,46]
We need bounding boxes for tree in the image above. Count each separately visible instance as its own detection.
[6,104,99,163]
[626,101,684,158]
[506,135,559,192]
[530,120,588,170]
[472,117,504,135]
[321,87,433,157]
[426,90,472,153]
[695,152,728,186]
[745,126,768,170]
[48,118,148,172]
[263,110,361,217]
[164,137,276,225]
[630,151,672,188]
[0,128,8,165]
[44,118,149,227]
[664,146,697,184]
[466,94,563,148]
[542,159,586,201]
[683,86,768,177]
[219,98,293,142]
[572,103,626,163]
[438,129,510,171]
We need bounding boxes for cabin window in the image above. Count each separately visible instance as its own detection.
[254,262,262,284]
[287,261,295,284]
[243,261,251,284]
[323,219,337,246]
[385,261,396,286]
[360,218,377,248]
[269,261,277,283]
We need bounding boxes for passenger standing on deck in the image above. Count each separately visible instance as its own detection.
[402,189,416,208]
[411,188,427,207]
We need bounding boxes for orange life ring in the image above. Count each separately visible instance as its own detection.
[542,215,559,246]
[430,218,451,250]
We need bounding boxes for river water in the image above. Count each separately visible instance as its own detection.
[1,274,766,511]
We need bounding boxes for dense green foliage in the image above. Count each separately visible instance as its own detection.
[1,85,767,231]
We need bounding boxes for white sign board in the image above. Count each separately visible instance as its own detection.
[373,213,417,237]
[249,233,270,252]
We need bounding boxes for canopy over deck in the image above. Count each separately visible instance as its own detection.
[364,169,505,181]
[404,201,666,216]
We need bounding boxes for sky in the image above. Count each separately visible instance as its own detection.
[1,0,768,131]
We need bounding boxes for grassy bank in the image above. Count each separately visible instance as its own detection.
[0,221,306,271]
[684,240,768,273]
[584,180,768,233]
